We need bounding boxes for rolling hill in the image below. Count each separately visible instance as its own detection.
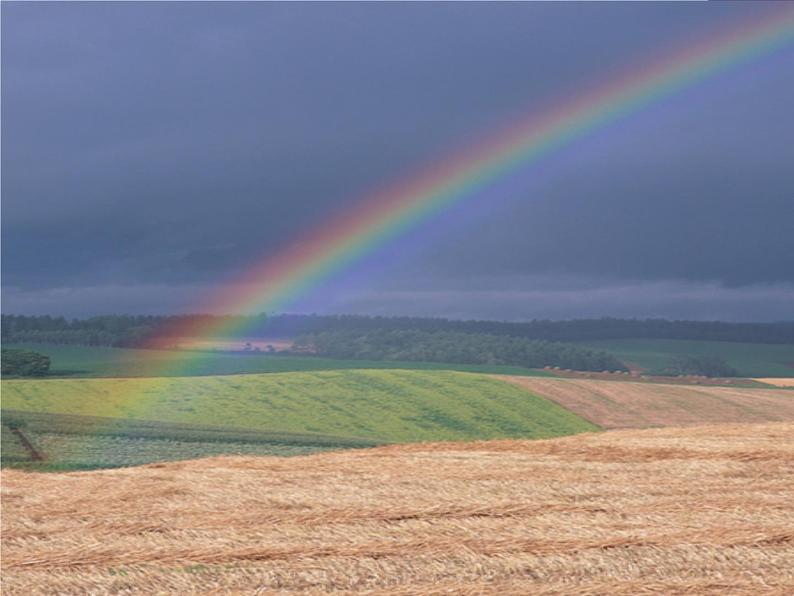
[1,369,597,446]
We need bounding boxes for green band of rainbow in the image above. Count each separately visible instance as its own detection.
[150,6,793,348]
[23,8,793,459]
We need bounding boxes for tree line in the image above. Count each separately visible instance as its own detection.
[3,313,793,347]
[664,355,739,378]
[1,315,159,347]
[293,329,628,373]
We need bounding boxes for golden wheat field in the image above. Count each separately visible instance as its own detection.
[499,376,794,429]
[3,422,794,594]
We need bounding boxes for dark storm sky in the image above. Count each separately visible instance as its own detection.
[3,2,793,321]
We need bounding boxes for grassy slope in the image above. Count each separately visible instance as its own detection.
[0,424,31,463]
[1,370,597,443]
[576,339,794,377]
[1,409,378,446]
[4,343,552,378]
[1,410,378,470]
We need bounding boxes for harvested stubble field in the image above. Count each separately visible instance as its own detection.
[756,378,794,388]
[499,376,794,429]
[3,423,794,594]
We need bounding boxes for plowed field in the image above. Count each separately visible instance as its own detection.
[500,376,794,429]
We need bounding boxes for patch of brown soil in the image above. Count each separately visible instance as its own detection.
[500,376,794,429]
[3,423,794,594]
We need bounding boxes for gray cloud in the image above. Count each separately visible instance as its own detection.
[322,277,794,323]
[2,2,793,319]
[5,277,793,323]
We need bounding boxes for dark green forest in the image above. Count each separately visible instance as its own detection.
[3,314,793,347]
[293,329,628,373]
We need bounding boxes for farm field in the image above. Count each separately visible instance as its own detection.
[1,424,33,464]
[500,376,794,429]
[3,422,793,594]
[1,370,597,444]
[576,338,794,377]
[755,378,794,388]
[3,343,553,378]
[0,410,379,471]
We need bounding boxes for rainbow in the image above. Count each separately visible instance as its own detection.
[143,7,794,348]
[14,7,794,464]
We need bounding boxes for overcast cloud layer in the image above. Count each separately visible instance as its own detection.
[3,2,793,320]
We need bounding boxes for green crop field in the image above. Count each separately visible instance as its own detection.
[576,339,794,377]
[3,344,553,378]
[1,424,33,463]
[1,410,378,471]
[1,369,597,444]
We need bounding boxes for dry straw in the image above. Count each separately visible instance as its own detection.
[3,422,794,594]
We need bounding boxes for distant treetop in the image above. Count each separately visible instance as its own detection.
[2,313,792,347]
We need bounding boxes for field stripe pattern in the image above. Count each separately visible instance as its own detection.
[499,376,794,429]
[2,423,793,594]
